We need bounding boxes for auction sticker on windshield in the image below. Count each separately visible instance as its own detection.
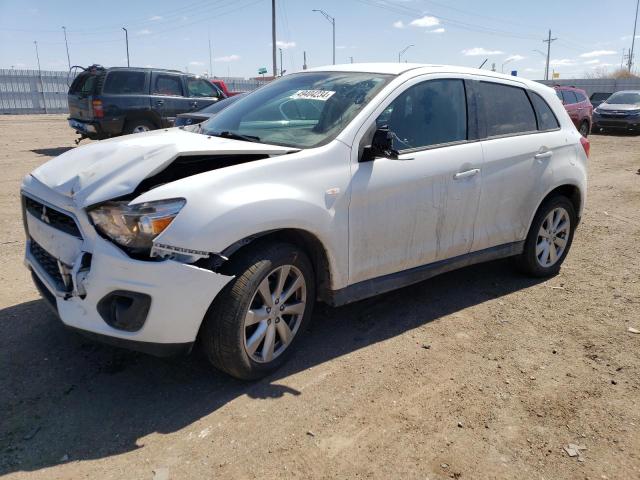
[290,90,335,101]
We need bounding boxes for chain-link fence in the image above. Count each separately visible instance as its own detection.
[0,69,73,114]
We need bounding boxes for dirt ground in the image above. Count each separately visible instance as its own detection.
[0,114,639,480]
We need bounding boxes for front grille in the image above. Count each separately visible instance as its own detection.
[24,196,82,238]
[30,240,70,292]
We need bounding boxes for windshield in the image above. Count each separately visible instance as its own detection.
[201,71,393,148]
[605,92,640,105]
[590,92,611,101]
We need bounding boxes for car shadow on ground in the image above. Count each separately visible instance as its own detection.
[0,258,545,474]
[30,147,75,157]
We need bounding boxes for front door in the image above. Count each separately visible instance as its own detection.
[185,77,222,111]
[348,77,483,284]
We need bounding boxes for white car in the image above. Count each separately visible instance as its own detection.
[22,64,589,379]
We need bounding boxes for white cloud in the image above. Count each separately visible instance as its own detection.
[462,47,504,56]
[189,61,205,66]
[274,40,296,49]
[410,15,440,28]
[428,27,445,34]
[549,58,576,66]
[505,54,525,62]
[579,50,616,58]
[149,15,163,21]
[136,29,151,35]
[524,68,539,72]
[620,34,640,40]
[583,59,600,65]
[393,20,405,29]
[214,54,240,62]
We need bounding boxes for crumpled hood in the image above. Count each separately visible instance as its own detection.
[597,103,640,112]
[31,128,298,207]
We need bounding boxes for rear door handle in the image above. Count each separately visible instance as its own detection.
[534,151,553,160]
[156,100,164,105]
[453,168,480,180]
[190,101,198,107]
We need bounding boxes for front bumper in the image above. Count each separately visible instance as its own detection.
[22,187,233,354]
[593,114,640,131]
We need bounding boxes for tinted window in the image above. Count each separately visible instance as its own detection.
[574,91,587,103]
[478,82,537,136]
[152,74,183,96]
[529,92,559,130]
[562,90,578,104]
[380,79,467,150]
[606,91,640,104]
[590,92,611,102]
[187,78,219,98]
[556,90,563,102]
[69,73,97,95]
[103,71,146,95]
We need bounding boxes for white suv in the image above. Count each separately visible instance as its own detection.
[22,64,589,379]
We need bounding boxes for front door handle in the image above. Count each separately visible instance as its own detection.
[534,151,553,160]
[453,168,480,180]
[190,101,198,107]
[156,99,164,106]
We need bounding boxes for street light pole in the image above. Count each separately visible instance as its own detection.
[122,27,130,67]
[33,41,48,114]
[501,58,514,73]
[542,29,557,81]
[312,9,336,65]
[62,26,71,70]
[398,44,414,63]
[279,47,284,76]
[629,0,639,72]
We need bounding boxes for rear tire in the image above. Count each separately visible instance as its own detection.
[124,119,155,135]
[200,242,316,380]
[516,195,577,277]
[578,120,590,137]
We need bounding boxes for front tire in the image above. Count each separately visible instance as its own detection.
[200,242,315,380]
[517,195,577,277]
[123,119,155,135]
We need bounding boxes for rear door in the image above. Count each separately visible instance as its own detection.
[150,72,189,126]
[184,77,222,111]
[473,81,565,250]
[68,72,100,120]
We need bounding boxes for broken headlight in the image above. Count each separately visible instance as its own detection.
[88,198,185,254]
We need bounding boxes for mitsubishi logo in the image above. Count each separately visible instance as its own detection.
[40,205,50,224]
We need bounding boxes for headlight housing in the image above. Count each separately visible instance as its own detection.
[88,198,185,255]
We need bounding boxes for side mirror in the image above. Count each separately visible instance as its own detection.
[360,126,399,162]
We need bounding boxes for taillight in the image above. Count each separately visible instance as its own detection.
[92,100,104,119]
[580,136,590,158]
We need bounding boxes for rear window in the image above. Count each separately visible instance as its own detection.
[590,92,611,102]
[574,91,587,103]
[478,82,537,137]
[69,73,97,95]
[103,71,147,95]
[529,92,560,131]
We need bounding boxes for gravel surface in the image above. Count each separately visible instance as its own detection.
[1,115,639,479]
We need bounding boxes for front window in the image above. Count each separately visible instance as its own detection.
[201,72,393,148]
[605,92,640,105]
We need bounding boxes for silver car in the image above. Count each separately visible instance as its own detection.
[592,90,640,133]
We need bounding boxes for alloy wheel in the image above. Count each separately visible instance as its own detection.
[536,207,570,268]
[133,125,150,133]
[243,265,307,363]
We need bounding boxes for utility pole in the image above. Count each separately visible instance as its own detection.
[629,0,639,72]
[122,27,130,67]
[279,48,284,76]
[33,41,48,114]
[543,29,557,81]
[208,30,213,77]
[312,9,336,64]
[491,62,496,72]
[62,26,71,70]
[349,56,354,63]
[272,0,277,77]
[303,51,308,70]
[398,44,414,63]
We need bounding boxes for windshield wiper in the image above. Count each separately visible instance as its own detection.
[213,131,261,143]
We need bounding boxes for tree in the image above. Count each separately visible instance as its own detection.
[584,67,639,79]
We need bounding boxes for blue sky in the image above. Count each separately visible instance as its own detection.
[0,0,638,80]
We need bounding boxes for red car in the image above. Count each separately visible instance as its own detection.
[554,86,592,137]
[209,79,243,97]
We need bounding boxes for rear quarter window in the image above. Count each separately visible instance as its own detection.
[103,71,147,95]
[69,73,97,95]
[478,82,537,137]
[529,92,560,131]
